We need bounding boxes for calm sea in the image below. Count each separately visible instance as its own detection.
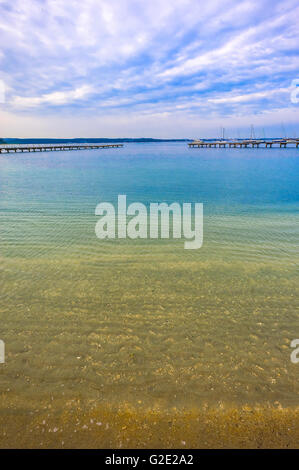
[0,142,298,446]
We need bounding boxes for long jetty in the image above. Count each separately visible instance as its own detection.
[188,138,299,148]
[0,143,123,153]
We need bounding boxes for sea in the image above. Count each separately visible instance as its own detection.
[0,142,298,447]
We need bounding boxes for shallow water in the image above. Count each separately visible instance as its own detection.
[0,142,298,447]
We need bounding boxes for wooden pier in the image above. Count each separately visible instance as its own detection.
[188,139,299,149]
[0,143,123,153]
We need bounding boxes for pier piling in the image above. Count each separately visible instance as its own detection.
[0,143,124,154]
[188,139,299,149]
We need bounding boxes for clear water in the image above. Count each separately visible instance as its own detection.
[0,142,298,447]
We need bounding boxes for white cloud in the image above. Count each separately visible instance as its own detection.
[11,85,94,107]
[208,87,290,104]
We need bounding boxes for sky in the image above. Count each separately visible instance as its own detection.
[0,0,298,138]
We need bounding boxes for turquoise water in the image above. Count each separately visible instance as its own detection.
[1,142,298,210]
[1,143,298,262]
[0,143,298,428]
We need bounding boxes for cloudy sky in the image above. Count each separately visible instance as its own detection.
[0,0,298,138]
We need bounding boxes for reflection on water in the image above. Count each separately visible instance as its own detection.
[0,143,298,447]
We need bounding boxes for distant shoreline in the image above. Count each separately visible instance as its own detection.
[0,137,292,145]
[0,137,192,145]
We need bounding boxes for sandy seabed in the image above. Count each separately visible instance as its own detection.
[0,397,298,449]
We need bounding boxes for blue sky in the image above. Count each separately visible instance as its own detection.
[0,0,298,138]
